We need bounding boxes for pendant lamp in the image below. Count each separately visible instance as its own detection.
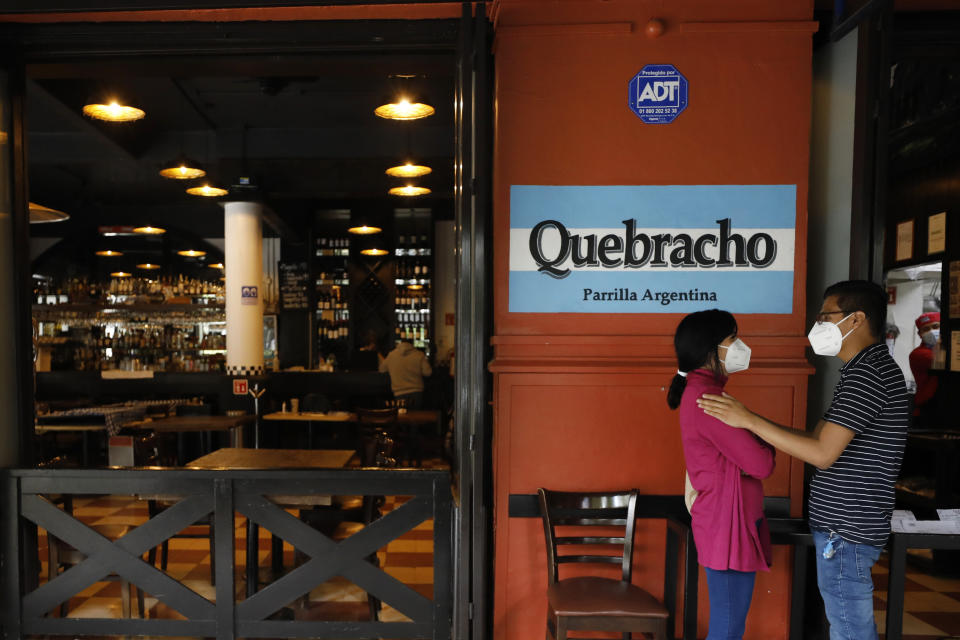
[160,155,206,180]
[348,225,382,235]
[28,202,70,224]
[186,184,228,197]
[375,74,434,121]
[389,185,431,197]
[82,87,145,123]
[386,162,432,178]
[133,226,166,235]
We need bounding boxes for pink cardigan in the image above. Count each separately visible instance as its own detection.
[679,369,775,572]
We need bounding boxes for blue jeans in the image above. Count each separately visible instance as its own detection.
[704,567,756,640]
[812,529,882,640]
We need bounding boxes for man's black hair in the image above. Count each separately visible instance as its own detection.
[823,280,886,340]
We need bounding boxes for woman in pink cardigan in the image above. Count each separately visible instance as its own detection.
[667,309,775,640]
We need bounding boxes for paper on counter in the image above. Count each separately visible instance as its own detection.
[892,518,960,534]
[937,509,960,521]
[893,510,917,522]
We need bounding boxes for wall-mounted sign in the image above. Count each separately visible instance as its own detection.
[628,64,688,124]
[241,285,259,306]
[509,185,796,314]
[928,211,946,255]
[896,220,914,262]
[233,379,248,395]
[279,261,309,310]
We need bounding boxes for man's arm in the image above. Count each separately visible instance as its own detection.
[697,393,854,470]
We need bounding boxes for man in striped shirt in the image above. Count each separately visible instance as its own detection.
[698,280,908,640]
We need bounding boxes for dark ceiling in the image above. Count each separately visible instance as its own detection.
[25,51,457,241]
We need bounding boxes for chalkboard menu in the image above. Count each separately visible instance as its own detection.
[279,261,309,310]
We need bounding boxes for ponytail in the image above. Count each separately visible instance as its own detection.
[667,373,687,410]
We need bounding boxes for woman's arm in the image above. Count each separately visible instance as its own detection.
[697,409,776,479]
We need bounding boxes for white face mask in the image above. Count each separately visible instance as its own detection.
[718,338,751,374]
[808,312,855,357]
[921,329,940,347]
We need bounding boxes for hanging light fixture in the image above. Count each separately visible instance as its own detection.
[186,184,228,197]
[348,224,382,235]
[375,98,434,121]
[209,263,225,270]
[389,185,431,197]
[133,225,166,235]
[361,248,389,256]
[177,249,207,257]
[137,263,161,270]
[375,74,434,121]
[95,250,123,257]
[82,88,145,123]
[159,155,206,180]
[28,202,70,224]
[111,271,132,278]
[386,162,432,178]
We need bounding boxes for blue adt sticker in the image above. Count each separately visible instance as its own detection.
[628,64,688,124]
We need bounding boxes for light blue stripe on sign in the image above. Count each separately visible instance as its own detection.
[510,185,797,230]
[509,271,794,314]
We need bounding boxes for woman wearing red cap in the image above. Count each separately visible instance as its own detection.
[909,311,940,419]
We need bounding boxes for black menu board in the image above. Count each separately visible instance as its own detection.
[279,261,309,310]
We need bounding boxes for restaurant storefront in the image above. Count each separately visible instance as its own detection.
[2,2,959,640]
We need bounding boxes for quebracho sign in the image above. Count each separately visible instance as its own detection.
[509,185,796,313]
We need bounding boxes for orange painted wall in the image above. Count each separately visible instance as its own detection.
[490,1,816,639]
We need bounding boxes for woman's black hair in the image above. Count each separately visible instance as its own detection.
[666,309,738,410]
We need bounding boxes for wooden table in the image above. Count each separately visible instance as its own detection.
[132,415,255,463]
[34,424,107,466]
[186,447,354,470]
[185,447,355,595]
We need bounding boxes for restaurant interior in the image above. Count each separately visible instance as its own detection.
[21,29,466,630]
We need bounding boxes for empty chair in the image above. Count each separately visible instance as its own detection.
[538,488,669,640]
[355,407,398,466]
[296,429,397,621]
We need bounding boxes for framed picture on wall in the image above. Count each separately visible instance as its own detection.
[927,212,946,255]
[896,220,914,262]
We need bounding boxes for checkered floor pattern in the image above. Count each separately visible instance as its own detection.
[873,552,960,640]
[30,456,448,639]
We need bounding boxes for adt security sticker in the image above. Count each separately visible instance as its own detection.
[241,285,259,305]
[628,64,688,124]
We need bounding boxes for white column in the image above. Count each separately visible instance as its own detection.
[224,201,264,377]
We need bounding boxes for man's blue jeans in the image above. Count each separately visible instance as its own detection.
[812,529,883,640]
[704,567,756,640]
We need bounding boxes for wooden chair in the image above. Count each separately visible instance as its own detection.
[538,488,669,640]
[296,429,397,621]
[355,407,398,467]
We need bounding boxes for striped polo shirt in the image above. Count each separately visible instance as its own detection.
[808,342,909,547]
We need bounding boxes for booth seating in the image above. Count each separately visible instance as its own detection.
[537,488,669,640]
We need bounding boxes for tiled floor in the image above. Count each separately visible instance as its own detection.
[31,455,447,637]
[873,551,960,640]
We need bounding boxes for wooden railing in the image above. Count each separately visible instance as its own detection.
[1,467,452,639]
